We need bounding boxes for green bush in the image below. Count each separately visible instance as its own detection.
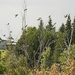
[41,47,51,68]
[0,63,6,74]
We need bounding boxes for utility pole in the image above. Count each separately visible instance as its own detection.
[22,0,27,31]
[22,0,28,74]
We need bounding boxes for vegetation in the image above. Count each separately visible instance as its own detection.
[1,14,75,75]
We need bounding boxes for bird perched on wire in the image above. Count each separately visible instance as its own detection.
[37,17,41,20]
[15,14,18,17]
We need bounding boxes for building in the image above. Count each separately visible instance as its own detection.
[0,40,7,50]
[0,40,16,50]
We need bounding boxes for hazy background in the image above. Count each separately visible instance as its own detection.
[0,0,75,41]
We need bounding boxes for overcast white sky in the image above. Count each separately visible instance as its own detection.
[0,0,75,41]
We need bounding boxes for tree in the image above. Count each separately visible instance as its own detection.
[0,38,2,40]
[59,44,75,63]
[46,16,55,31]
[65,14,74,61]
[15,26,28,56]
[72,17,75,44]
[15,26,40,67]
[38,19,44,54]
[41,47,51,68]
[53,32,65,63]
[5,54,27,75]
[26,27,39,67]
[65,14,72,45]
[59,23,65,33]
[45,16,56,51]
[43,16,56,64]
[0,62,6,74]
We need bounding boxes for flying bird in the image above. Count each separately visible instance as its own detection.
[24,8,27,11]
[7,23,9,25]
[53,23,56,25]
[37,17,41,20]
[10,31,12,33]
[3,35,6,36]
[15,14,18,17]
[64,14,68,18]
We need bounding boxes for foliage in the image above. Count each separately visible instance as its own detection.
[0,38,2,42]
[59,23,66,33]
[72,17,75,44]
[58,50,68,63]
[5,54,28,75]
[1,14,75,75]
[0,50,8,58]
[59,44,75,63]
[41,47,51,68]
[46,16,55,31]
[65,14,72,45]
[53,32,65,63]
[0,62,6,74]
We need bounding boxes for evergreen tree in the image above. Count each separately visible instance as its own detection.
[45,16,56,50]
[37,19,45,68]
[26,27,39,67]
[38,19,44,54]
[15,29,27,55]
[39,19,44,32]
[15,27,40,67]
[72,17,75,44]
[53,32,65,63]
[65,14,72,45]
[59,23,65,33]
[45,16,56,64]
[46,16,55,31]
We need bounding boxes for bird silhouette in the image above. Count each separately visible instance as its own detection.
[15,14,18,17]
[37,17,41,20]
[7,23,9,25]
[64,14,68,18]
[53,23,56,25]
[24,9,27,11]
[3,35,6,36]
[10,31,12,33]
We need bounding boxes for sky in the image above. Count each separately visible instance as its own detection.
[0,0,75,41]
